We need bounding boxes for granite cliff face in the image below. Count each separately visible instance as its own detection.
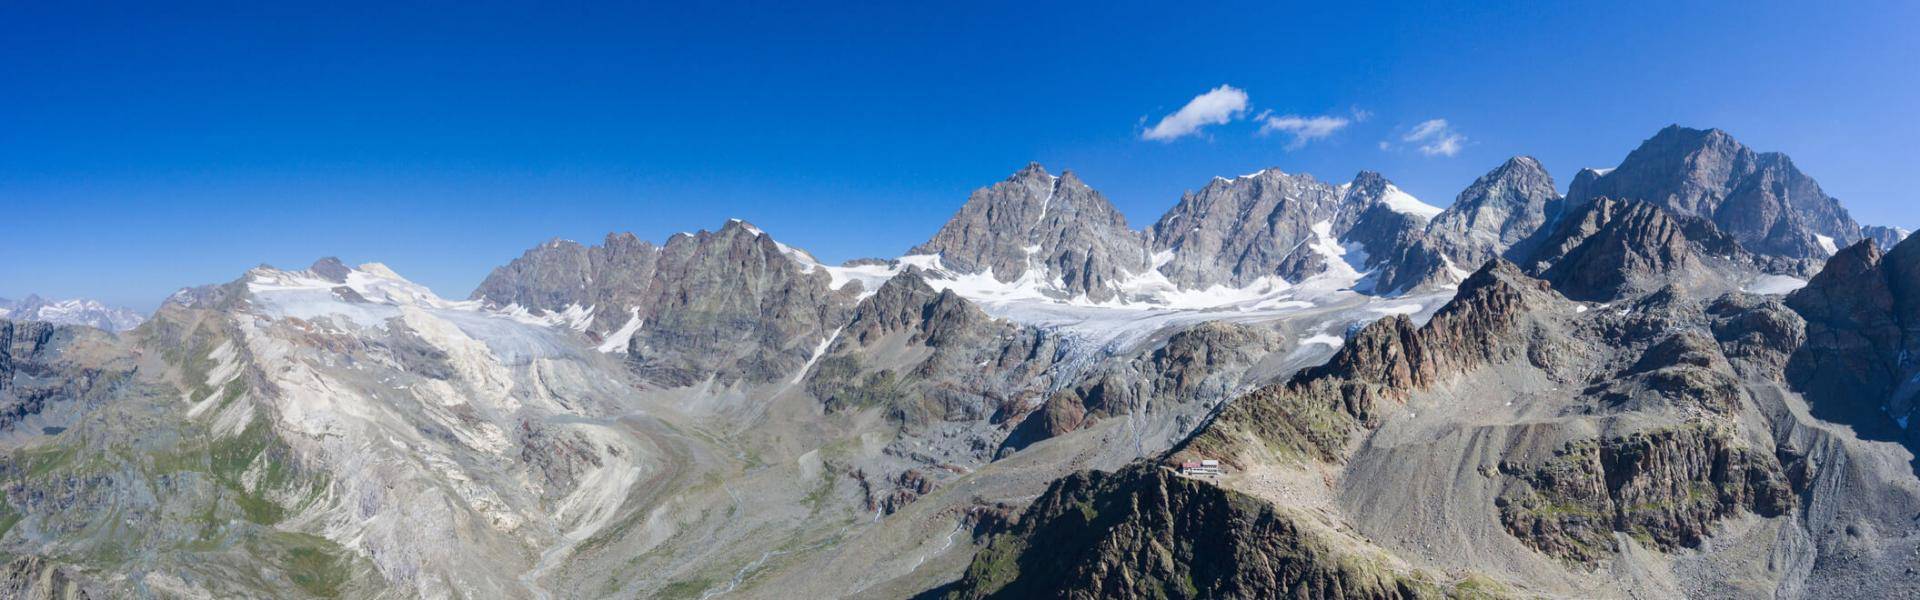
[1150,169,1353,289]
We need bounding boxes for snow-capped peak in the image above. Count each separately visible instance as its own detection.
[1378,184,1444,220]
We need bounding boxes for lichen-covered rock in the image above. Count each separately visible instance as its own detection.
[1495,425,1794,564]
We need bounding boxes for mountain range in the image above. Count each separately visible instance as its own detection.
[1,125,1916,599]
[0,296,144,332]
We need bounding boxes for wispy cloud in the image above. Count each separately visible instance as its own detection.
[1399,118,1466,157]
[1257,111,1352,150]
[1142,85,1249,142]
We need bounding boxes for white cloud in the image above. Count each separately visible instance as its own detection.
[1257,112,1352,150]
[1142,85,1249,142]
[1400,118,1466,157]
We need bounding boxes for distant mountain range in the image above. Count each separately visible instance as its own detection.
[0,295,144,332]
[1,125,1917,599]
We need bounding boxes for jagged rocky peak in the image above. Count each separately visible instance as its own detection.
[1152,167,1444,290]
[1426,155,1561,266]
[840,270,989,347]
[909,163,1148,302]
[472,219,844,333]
[1570,124,1863,261]
[308,256,353,283]
[613,219,850,387]
[1522,196,1743,302]
[1335,170,1458,292]
[470,232,660,329]
[1150,168,1342,289]
[469,219,849,387]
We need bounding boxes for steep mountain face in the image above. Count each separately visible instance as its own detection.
[909,164,1150,302]
[1426,156,1561,267]
[0,320,133,437]
[1786,235,1920,447]
[1519,197,1744,301]
[1567,125,1862,263]
[629,221,852,386]
[1184,260,1560,464]
[0,296,145,333]
[1151,169,1350,289]
[1151,169,1446,291]
[474,220,853,387]
[468,232,660,332]
[801,272,1072,512]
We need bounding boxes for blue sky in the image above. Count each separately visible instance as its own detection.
[4,1,1917,309]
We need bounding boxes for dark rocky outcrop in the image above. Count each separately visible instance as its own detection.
[0,320,133,434]
[1520,197,1740,302]
[806,272,1061,428]
[1786,235,1920,445]
[940,465,1443,600]
[0,555,98,599]
[1495,425,1794,564]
